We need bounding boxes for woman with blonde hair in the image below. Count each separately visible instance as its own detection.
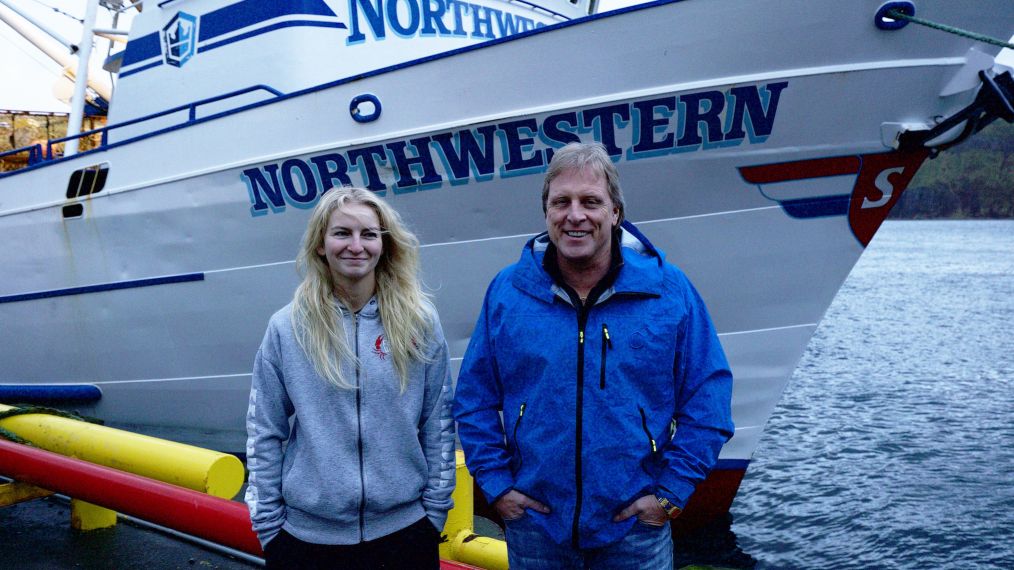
[245,187,455,569]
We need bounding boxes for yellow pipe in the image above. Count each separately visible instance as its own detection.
[440,450,475,560]
[453,531,509,570]
[440,450,510,570]
[0,403,243,499]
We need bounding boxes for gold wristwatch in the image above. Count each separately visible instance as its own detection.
[656,496,683,520]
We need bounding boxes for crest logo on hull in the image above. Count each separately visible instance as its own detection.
[161,12,199,68]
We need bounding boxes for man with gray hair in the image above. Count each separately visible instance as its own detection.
[454,142,734,568]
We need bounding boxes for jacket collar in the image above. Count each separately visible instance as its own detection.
[512,220,666,304]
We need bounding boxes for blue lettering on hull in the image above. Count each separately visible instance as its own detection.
[244,81,789,216]
[347,0,543,44]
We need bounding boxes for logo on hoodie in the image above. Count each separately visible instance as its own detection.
[373,335,389,359]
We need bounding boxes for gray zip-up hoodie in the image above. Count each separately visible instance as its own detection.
[244,298,455,547]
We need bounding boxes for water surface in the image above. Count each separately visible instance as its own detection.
[733,220,1014,569]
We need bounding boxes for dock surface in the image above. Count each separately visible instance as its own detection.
[0,496,258,569]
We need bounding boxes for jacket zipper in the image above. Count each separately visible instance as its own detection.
[511,402,527,473]
[572,305,589,549]
[354,312,366,542]
[599,323,612,389]
[639,406,657,454]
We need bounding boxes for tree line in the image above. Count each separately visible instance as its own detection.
[891,120,1013,219]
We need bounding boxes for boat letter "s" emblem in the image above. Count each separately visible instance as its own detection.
[861,167,905,209]
[848,150,929,246]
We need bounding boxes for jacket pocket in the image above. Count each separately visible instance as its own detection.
[638,406,663,479]
[600,323,612,389]
[638,406,657,455]
[510,402,527,475]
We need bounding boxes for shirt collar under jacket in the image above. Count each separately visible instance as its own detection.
[542,228,624,307]
[514,220,667,306]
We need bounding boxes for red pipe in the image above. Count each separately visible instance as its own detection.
[0,438,263,555]
[0,440,486,569]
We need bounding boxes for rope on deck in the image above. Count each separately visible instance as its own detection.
[887,8,1014,51]
[0,405,102,446]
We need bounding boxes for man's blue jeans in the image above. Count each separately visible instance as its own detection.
[504,513,673,570]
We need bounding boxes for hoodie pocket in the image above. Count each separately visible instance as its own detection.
[510,402,527,475]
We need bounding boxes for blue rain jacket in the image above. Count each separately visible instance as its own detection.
[453,222,734,549]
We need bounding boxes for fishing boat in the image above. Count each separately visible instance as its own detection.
[1,0,1012,547]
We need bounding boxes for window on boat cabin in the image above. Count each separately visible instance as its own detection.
[66,163,109,200]
[63,163,109,218]
[63,203,83,218]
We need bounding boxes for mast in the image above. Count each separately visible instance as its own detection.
[0,0,75,51]
[65,0,100,156]
[0,0,115,155]
[0,1,113,100]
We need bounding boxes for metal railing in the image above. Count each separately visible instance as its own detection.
[1,84,283,166]
[0,143,44,165]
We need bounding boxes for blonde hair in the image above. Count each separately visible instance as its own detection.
[292,187,433,391]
